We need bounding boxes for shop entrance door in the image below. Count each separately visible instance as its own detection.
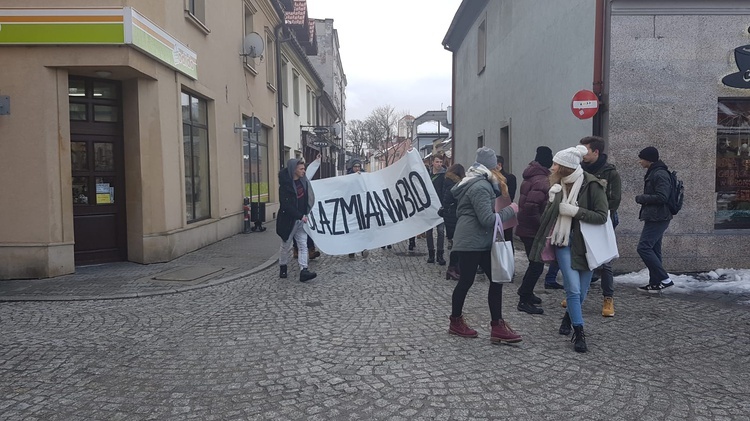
[69,77,127,264]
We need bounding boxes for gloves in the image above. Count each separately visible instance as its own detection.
[558,202,580,217]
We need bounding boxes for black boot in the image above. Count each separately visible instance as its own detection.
[300,268,317,283]
[559,312,571,335]
[572,325,587,353]
[436,250,446,266]
[427,250,435,263]
[408,238,416,251]
[279,265,288,279]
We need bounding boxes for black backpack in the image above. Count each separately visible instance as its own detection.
[665,169,684,215]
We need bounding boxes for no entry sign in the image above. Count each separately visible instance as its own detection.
[571,90,599,119]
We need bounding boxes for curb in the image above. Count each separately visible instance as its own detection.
[0,254,280,303]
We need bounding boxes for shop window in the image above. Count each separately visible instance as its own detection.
[715,98,750,229]
[181,92,211,222]
[242,115,269,203]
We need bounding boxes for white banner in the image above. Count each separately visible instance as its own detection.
[304,150,442,255]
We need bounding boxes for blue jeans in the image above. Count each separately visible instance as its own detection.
[637,220,670,285]
[545,262,560,285]
[555,245,593,327]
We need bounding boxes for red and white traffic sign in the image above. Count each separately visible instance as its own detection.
[571,90,599,119]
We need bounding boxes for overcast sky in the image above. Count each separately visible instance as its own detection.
[306,0,462,121]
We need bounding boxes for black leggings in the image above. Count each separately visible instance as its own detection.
[451,250,504,321]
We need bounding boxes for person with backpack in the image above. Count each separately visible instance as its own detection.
[580,136,622,317]
[635,146,675,292]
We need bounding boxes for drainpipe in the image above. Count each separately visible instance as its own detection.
[275,23,286,169]
[592,0,606,137]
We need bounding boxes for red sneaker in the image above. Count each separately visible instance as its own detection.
[449,315,478,338]
[490,320,522,343]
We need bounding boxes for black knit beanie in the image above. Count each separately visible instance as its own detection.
[535,146,553,168]
[638,146,659,163]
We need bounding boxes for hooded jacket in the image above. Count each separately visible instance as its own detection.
[450,171,516,252]
[636,160,672,222]
[529,173,608,271]
[276,159,315,241]
[516,161,551,238]
[581,153,622,212]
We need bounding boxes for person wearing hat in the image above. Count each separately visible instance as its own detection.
[635,146,675,292]
[580,136,622,317]
[529,145,609,353]
[515,146,557,315]
[448,147,521,343]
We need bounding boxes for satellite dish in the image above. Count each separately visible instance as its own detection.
[330,122,342,138]
[242,32,264,58]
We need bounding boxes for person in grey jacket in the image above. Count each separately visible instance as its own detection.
[448,147,521,343]
[635,146,675,292]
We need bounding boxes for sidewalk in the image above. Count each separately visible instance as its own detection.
[0,224,279,302]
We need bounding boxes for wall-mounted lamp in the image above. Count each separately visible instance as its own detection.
[95,70,112,78]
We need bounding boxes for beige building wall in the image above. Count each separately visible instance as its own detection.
[0,1,285,279]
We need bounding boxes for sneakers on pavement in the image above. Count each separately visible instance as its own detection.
[638,280,674,293]
[602,297,615,317]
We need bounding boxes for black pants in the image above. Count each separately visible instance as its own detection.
[451,250,504,321]
[517,236,544,301]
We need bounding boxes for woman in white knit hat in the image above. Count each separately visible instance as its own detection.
[529,145,608,353]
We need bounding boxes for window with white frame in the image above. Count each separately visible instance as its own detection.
[266,33,275,89]
[281,57,289,105]
[293,70,300,115]
[243,2,257,71]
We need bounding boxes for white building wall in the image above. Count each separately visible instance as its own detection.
[453,0,595,173]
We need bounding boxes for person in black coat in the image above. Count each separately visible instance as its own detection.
[497,155,517,243]
[635,146,674,292]
[276,158,317,282]
[442,163,465,280]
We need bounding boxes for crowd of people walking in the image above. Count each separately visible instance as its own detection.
[274,138,677,354]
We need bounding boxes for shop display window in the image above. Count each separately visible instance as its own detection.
[716,98,750,229]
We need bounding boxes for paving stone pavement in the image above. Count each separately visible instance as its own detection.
[1,240,749,420]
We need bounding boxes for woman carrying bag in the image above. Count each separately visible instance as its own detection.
[530,145,608,353]
[449,147,520,343]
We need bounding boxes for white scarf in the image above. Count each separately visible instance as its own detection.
[549,167,584,247]
[457,163,498,189]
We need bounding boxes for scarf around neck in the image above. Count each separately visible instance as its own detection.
[549,166,584,246]
[458,163,500,195]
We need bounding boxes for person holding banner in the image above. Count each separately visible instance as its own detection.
[425,154,447,265]
[276,158,317,283]
[346,159,372,258]
[529,145,608,353]
[449,147,521,343]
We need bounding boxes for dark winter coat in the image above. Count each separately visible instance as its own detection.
[501,169,517,201]
[636,161,673,222]
[451,175,516,252]
[529,173,609,271]
[516,161,551,238]
[442,172,461,239]
[581,153,622,211]
[276,159,315,242]
[431,167,447,206]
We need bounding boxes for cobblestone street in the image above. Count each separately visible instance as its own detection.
[2,243,749,420]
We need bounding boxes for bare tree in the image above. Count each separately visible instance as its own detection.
[366,105,401,167]
[345,119,368,158]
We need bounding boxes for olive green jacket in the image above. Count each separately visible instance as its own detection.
[529,173,608,271]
